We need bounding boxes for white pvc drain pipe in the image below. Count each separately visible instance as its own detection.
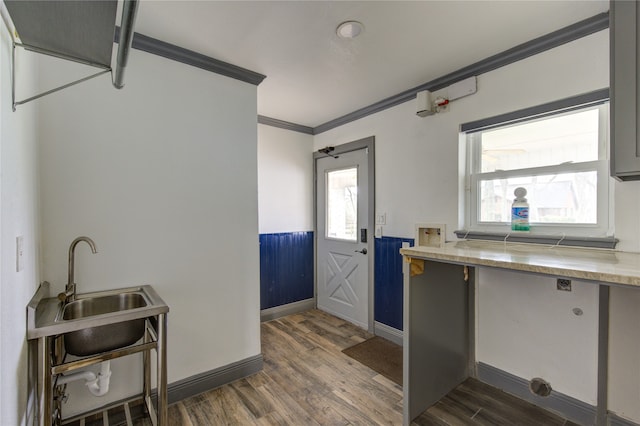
[57,360,112,397]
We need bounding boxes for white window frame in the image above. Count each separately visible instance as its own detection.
[464,103,613,238]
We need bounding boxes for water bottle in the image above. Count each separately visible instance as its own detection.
[511,187,530,232]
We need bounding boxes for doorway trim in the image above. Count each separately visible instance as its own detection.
[313,136,375,332]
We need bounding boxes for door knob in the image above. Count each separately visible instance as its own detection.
[355,248,368,255]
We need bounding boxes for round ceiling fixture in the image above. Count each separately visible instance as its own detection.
[336,21,364,39]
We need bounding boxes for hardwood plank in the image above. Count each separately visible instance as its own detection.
[183,397,223,425]
[301,312,372,346]
[206,385,257,424]
[254,411,289,426]
[319,388,388,425]
[256,382,322,425]
[313,357,402,409]
[412,410,453,426]
[172,309,580,426]
[296,323,348,353]
[304,309,349,327]
[245,370,271,389]
[180,391,211,409]
[279,317,311,342]
[265,354,331,395]
[372,373,403,397]
[269,319,317,351]
[261,321,311,356]
[446,392,521,426]
[230,378,275,419]
[278,316,312,335]
[331,386,403,424]
[284,313,307,324]
[424,399,478,425]
[287,387,351,425]
[167,401,193,426]
[457,379,566,426]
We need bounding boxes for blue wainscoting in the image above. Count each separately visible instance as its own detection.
[259,231,314,310]
[374,236,414,331]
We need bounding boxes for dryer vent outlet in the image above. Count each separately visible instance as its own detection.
[529,377,552,397]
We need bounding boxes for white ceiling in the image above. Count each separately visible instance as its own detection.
[133,1,609,128]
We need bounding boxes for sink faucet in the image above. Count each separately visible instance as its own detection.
[59,237,97,303]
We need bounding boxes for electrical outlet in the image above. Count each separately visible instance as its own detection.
[557,278,571,291]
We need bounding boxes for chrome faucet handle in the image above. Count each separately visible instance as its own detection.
[58,283,76,302]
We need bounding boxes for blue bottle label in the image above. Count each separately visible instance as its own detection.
[511,207,529,231]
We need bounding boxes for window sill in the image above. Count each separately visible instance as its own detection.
[453,230,618,249]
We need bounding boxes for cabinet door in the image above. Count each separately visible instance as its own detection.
[611,0,640,180]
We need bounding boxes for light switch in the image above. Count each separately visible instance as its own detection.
[375,226,383,238]
[16,236,24,272]
[375,213,386,225]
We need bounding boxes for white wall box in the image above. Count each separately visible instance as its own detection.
[415,223,446,248]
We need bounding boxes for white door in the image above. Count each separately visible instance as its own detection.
[316,148,369,329]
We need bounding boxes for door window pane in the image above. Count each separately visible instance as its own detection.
[327,167,358,241]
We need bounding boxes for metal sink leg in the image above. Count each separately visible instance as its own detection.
[37,335,53,425]
[157,313,168,425]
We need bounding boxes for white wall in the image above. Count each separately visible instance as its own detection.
[314,30,610,242]
[0,10,41,426]
[314,29,640,421]
[37,49,260,415]
[258,124,313,234]
[477,269,599,403]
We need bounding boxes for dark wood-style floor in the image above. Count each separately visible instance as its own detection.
[167,309,579,425]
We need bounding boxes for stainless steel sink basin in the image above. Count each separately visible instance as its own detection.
[27,284,169,354]
[63,293,147,319]
[61,293,148,356]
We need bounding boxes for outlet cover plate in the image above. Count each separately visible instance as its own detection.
[557,278,572,291]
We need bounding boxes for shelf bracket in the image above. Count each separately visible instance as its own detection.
[11,41,111,112]
[405,257,425,277]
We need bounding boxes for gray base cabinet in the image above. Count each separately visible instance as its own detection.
[402,259,471,425]
[611,0,640,180]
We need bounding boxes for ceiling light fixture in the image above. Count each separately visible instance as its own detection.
[336,21,364,39]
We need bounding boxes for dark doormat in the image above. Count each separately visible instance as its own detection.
[342,336,402,386]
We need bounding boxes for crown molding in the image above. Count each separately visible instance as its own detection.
[115,26,266,86]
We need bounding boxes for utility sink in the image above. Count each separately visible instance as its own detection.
[60,293,148,356]
[27,283,169,357]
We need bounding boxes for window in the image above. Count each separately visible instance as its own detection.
[326,167,358,241]
[464,103,611,237]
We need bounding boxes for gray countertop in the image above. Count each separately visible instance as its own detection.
[400,240,640,287]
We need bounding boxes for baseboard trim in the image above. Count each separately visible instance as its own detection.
[477,362,595,425]
[374,321,403,346]
[166,354,263,404]
[260,298,315,322]
[610,413,640,426]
